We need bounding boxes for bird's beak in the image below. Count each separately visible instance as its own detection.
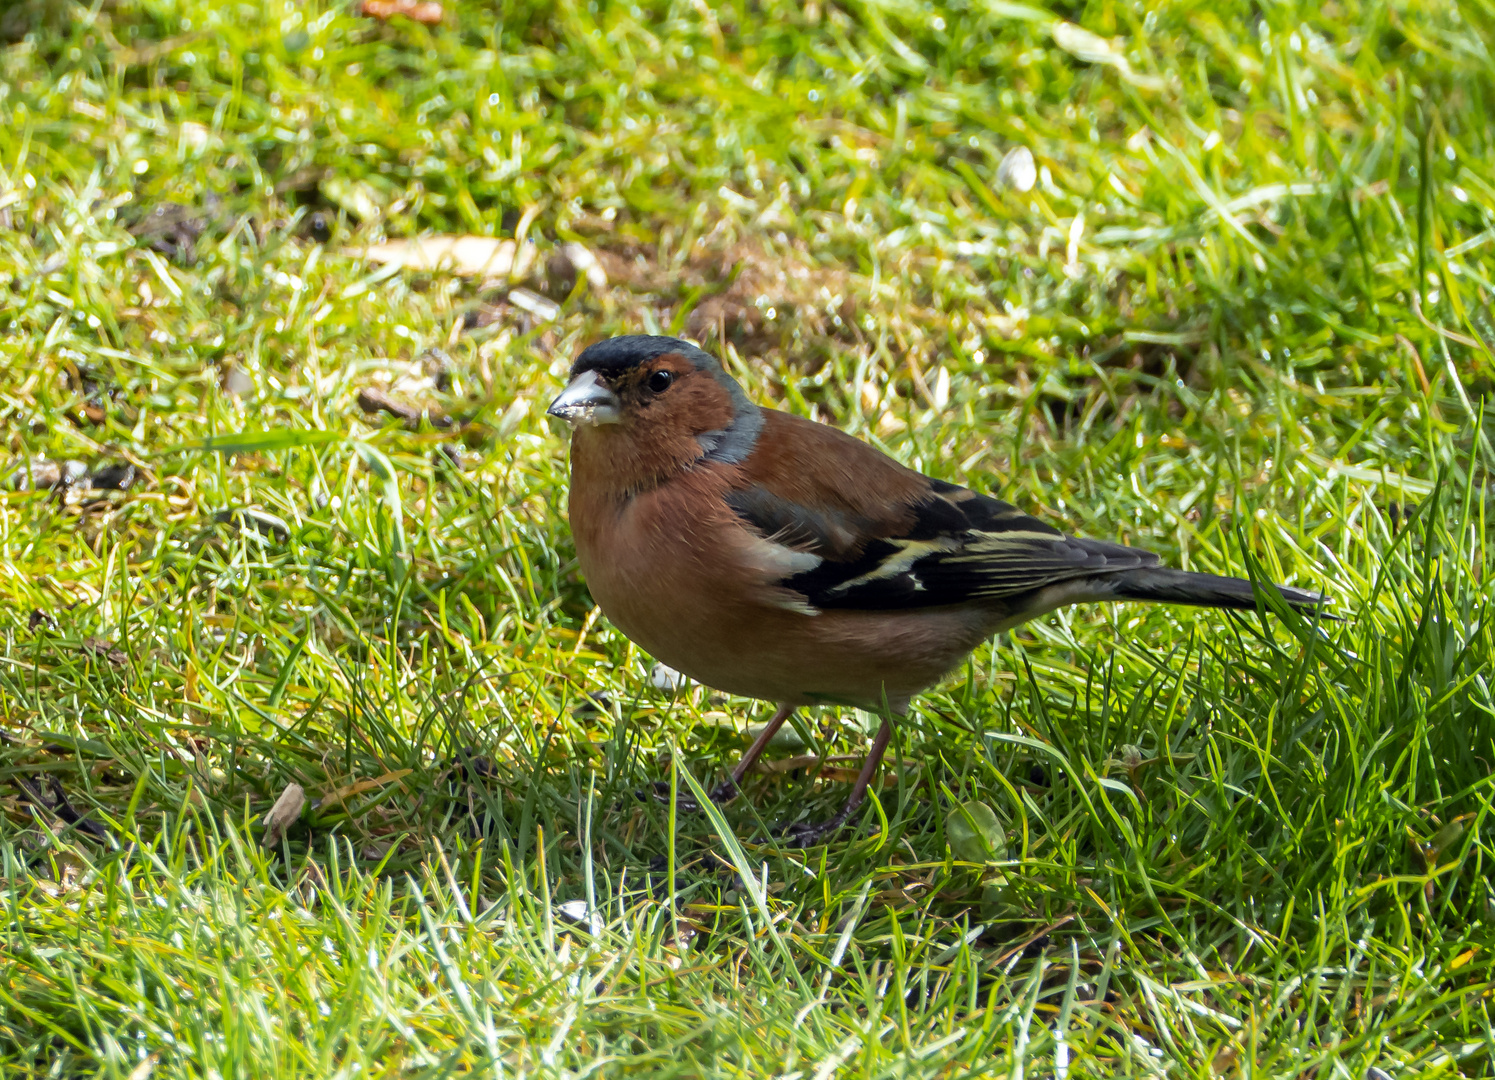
[547,370,621,427]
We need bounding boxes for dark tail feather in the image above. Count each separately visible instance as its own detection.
[1108,567,1330,614]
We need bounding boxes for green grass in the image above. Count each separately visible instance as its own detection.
[2,0,1494,1074]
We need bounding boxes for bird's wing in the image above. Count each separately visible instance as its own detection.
[725,411,1158,612]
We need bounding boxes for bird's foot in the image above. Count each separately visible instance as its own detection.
[435,746,499,838]
[443,746,497,782]
[706,777,742,805]
[778,809,853,848]
[636,776,743,813]
[637,779,701,813]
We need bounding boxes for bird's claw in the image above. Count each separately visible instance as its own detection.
[635,776,743,813]
[778,813,851,848]
[706,777,741,805]
[637,779,702,813]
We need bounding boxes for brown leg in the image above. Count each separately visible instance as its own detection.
[644,703,796,810]
[709,703,795,803]
[783,714,895,847]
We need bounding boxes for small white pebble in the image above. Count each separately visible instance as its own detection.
[996,146,1036,192]
[650,662,688,691]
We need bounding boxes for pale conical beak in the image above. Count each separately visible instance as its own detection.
[547,369,621,426]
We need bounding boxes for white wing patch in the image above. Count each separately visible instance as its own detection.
[742,534,823,577]
[735,530,824,616]
[767,593,822,616]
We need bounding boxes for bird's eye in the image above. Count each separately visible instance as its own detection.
[647,370,674,393]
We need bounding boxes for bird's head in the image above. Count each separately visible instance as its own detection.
[548,336,763,485]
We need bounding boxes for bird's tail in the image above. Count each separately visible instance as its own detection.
[1107,567,1328,613]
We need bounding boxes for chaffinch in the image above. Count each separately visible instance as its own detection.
[548,335,1327,845]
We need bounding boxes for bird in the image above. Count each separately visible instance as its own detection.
[547,334,1328,845]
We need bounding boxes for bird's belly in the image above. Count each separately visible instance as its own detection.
[579,542,992,708]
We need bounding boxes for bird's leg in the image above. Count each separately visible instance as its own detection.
[643,703,796,811]
[708,703,795,804]
[782,714,894,847]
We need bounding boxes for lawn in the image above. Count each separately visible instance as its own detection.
[1,0,1493,1075]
